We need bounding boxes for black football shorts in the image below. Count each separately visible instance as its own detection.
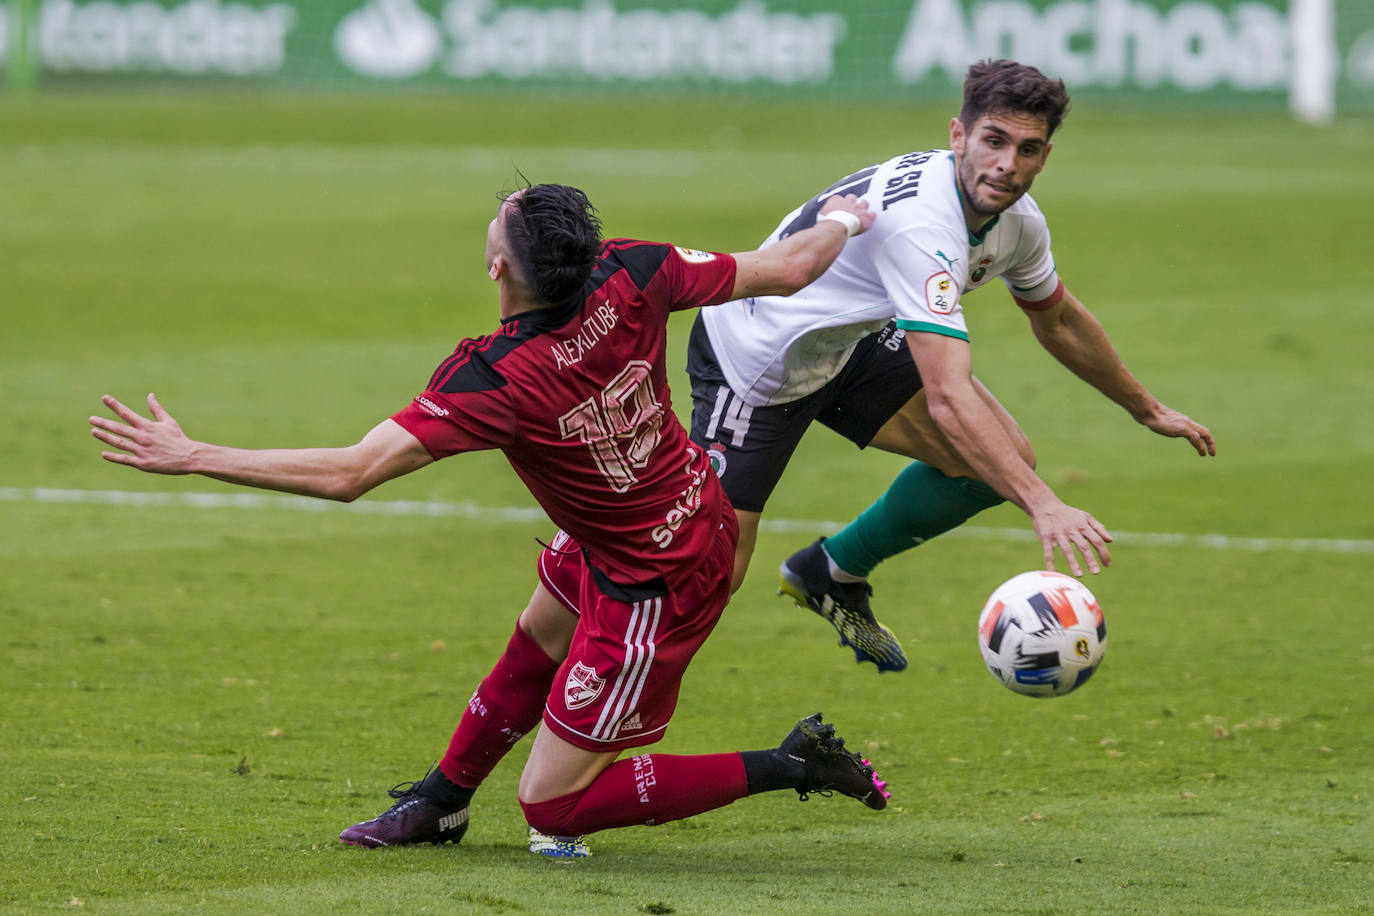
[686,314,923,513]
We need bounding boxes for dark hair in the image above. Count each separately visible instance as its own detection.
[960,59,1071,138]
[503,183,603,308]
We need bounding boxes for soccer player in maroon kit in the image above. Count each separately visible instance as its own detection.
[90,183,889,850]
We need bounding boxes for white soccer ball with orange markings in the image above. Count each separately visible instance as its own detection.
[977,571,1107,698]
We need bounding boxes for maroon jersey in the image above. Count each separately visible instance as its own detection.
[392,240,738,585]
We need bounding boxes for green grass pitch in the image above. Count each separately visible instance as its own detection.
[1,91,1371,913]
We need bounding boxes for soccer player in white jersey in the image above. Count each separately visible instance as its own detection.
[686,59,1215,672]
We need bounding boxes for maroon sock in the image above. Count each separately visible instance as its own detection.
[439,624,560,788]
[520,752,748,836]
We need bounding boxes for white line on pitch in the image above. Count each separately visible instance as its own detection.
[4,486,1371,556]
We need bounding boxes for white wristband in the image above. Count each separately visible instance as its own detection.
[818,210,861,237]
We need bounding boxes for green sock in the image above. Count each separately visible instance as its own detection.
[823,460,1004,578]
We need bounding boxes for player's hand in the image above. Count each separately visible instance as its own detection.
[818,194,875,235]
[1138,404,1216,457]
[1029,499,1113,577]
[90,393,195,475]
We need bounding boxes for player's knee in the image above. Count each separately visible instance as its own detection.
[1018,433,1037,470]
[520,791,582,837]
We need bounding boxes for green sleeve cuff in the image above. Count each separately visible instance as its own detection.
[896,320,969,341]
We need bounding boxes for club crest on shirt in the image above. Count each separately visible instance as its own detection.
[925,271,956,315]
[674,246,716,263]
[565,661,605,709]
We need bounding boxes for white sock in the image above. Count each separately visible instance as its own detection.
[821,543,866,583]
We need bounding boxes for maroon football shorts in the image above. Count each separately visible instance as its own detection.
[536,529,586,616]
[536,513,737,752]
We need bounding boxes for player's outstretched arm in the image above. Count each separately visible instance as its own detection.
[909,332,1113,577]
[729,194,874,300]
[1025,289,1216,457]
[90,393,433,502]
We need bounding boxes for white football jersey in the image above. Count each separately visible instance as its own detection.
[701,150,1060,406]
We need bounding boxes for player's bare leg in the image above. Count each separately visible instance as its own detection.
[729,509,762,594]
[781,378,1033,672]
[517,582,579,661]
[518,727,621,803]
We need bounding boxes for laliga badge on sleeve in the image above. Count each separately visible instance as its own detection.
[674,246,716,263]
[925,271,957,315]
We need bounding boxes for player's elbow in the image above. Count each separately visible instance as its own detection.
[771,253,822,296]
[924,397,958,438]
[318,484,359,503]
[326,472,373,503]
[922,383,960,426]
[923,383,978,437]
[790,251,825,291]
[1029,314,1069,352]
[327,442,407,502]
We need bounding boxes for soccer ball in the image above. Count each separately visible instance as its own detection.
[976,571,1107,698]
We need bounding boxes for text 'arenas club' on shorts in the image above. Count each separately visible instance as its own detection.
[534,511,738,752]
[686,314,924,513]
